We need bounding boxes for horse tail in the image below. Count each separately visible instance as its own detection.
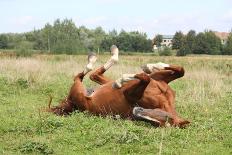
[48,95,53,109]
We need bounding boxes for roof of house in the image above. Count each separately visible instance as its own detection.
[214,31,230,40]
[162,35,174,39]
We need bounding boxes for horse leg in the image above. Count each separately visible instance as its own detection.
[89,67,112,85]
[163,88,189,126]
[141,62,185,83]
[146,63,189,126]
[103,45,119,70]
[133,107,190,128]
[89,45,119,85]
[133,107,174,127]
[113,73,151,103]
[48,54,97,115]
[83,52,98,76]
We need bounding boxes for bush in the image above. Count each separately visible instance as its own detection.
[16,41,34,57]
[176,46,191,56]
[222,33,232,55]
[158,47,172,56]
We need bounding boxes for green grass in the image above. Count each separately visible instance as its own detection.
[0,54,231,155]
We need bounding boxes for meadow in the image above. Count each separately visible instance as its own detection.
[0,53,231,155]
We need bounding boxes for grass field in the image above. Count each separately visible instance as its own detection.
[0,54,231,155]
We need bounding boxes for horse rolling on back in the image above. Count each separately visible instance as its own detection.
[47,45,190,128]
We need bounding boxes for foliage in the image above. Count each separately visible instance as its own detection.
[0,34,8,49]
[116,31,152,52]
[0,19,152,54]
[174,30,226,56]
[176,36,191,56]
[176,45,191,56]
[204,31,222,54]
[222,32,232,55]
[185,30,196,52]
[158,46,172,56]
[172,31,185,50]
[16,41,34,57]
[0,18,230,55]
[152,34,163,47]
[193,31,222,55]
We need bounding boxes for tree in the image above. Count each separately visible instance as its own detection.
[144,39,153,52]
[176,31,195,56]
[193,31,221,54]
[222,32,232,55]
[153,34,163,48]
[204,31,222,55]
[176,40,191,56]
[130,31,152,52]
[42,23,53,52]
[172,31,184,50]
[50,19,82,54]
[0,34,8,49]
[101,37,112,51]
[116,30,132,51]
[79,26,94,51]
[193,32,208,54]
[115,30,152,52]
[92,27,106,52]
[109,29,117,37]
[0,18,156,53]
[185,30,196,53]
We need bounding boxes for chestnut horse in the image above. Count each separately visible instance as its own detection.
[88,46,189,127]
[48,46,190,127]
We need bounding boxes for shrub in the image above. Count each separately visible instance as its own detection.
[222,33,232,55]
[16,41,34,57]
[158,47,172,56]
[176,46,191,56]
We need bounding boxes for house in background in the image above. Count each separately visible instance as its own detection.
[153,35,174,50]
[214,31,230,45]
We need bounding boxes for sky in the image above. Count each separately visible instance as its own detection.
[0,0,232,38]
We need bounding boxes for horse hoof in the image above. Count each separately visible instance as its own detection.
[88,52,97,63]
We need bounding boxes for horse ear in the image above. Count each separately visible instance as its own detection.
[178,120,190,128]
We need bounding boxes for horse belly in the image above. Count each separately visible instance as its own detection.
[89,83,133,117]
[138,80,162,109]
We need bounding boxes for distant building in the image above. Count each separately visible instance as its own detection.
[214,31,230,45]
[153,35,174,50]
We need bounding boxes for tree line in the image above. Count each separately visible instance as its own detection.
[153,30,232,56]
[0,18,231,56]
[0,19,153,55]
